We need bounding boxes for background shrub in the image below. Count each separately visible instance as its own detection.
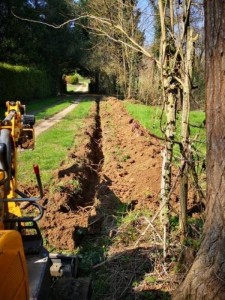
[65,73,79,85]
[0,63,56,105]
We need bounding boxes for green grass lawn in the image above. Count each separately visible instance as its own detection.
[27,96,79,122]
[17,98,94,186]
[34,100,75,122]
[124,103,165,138]
[124,101,206,159]
[0,96,81,121]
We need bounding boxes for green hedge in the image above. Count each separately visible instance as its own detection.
[0,63,55,104]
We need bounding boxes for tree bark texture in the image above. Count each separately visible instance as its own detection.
[174,1,225,299]
[179,27,195,234]
[159,0,173,227]
[158,0,179,258]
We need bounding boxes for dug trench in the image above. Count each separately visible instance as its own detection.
[40,97,105,250]
[39,97,165,250]
[35,97,202,299]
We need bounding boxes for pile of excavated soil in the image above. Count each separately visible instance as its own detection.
[39,97,173,250]
[99,97,163,208]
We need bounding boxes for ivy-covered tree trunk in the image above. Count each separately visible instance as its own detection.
[174,1,225,299]
[160,86,177,256]
[158,0,178,256]
[179,26,196,234]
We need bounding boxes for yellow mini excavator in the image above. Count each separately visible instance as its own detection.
[0,101,77,300]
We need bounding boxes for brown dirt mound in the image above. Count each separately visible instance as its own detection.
[40,105,98,250]
[99,97,163,209]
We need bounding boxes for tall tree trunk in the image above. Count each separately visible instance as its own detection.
[159,0,169,253]
[159,0,177,257]
[174,1,225,299]
[179,27,196,234]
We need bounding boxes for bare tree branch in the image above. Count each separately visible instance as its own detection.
[11,10,86,28]
[12,10,159,66]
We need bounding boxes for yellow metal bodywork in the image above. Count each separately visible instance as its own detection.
[0,230,29,300]
[4,101,24,142]
[0,101,24,229]
[0,101,32,299]
[5,101,23,219]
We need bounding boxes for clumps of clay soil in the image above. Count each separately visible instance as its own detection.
[39,103,102,250]
[98,97,163,209]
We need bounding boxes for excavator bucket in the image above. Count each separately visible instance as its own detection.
[18,114,35,150]
[18,127,35,150]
